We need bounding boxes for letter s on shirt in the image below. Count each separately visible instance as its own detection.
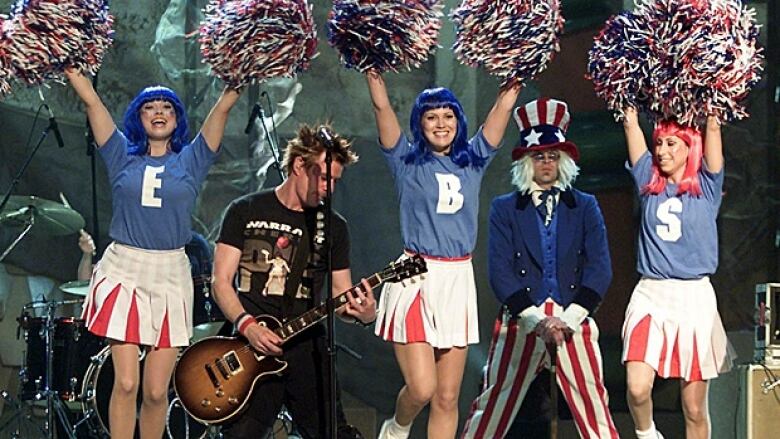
[655,198,682,242]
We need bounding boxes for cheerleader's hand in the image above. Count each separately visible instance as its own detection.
[623,106,639,127]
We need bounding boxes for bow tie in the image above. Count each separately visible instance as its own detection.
[536,187,560,226]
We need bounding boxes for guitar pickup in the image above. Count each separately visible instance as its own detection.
[222,351,243,375]
[214,357,230,379]
[204,363,220,388]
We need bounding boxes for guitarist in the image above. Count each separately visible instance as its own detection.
[212,123,377,439]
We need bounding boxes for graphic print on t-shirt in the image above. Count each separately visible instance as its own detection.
[261,237,292,296]
[238,220,304,298]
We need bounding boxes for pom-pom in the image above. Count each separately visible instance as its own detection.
[451,0,564,88]
[199,0,318,88]
[588,0,763,125]
[327,0,443,73]
[1,15,13,96]
[587,11,653,119]
[3,0,113,86]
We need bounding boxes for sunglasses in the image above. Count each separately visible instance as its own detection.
[531,151,560,163]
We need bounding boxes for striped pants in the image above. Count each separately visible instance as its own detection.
[462,302,619,438]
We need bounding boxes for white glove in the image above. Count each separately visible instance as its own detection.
[518,306,547,334]
[559,303,589,332]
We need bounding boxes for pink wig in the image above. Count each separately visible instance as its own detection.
[642,120,703,196]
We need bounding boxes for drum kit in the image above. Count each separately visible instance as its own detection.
[0,196,224,438]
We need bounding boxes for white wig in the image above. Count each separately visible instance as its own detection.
[511,150,580,194]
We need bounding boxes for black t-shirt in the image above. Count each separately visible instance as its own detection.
[217,189,350,319]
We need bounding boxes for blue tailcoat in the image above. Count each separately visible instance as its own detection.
[488,189,612,314]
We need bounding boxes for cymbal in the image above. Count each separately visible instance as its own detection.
[0,195,85,235]
[60,280,90,297]
[191,321,226,342]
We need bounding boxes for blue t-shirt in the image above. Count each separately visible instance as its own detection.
[383,129,497,257]
[99,130,218,250]
[630,151,723,279]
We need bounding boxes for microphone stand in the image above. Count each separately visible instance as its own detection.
[0,107,58,262]
[86,73,100,251]
[256,92,285,182]
[0,211,33,263]
[323,140,337,439]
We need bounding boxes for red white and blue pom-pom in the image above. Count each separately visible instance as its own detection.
[588,0,763,125]
[326,0,443,73]
[672,0,763,124]
[1,15,13,96]
[587,11,653,119]
[200,0,318,88]
[451,0,564,88]
[3,0,113,86]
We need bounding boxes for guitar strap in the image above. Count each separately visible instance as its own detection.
[280,214,313,321]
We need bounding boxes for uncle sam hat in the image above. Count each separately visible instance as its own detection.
[511,98,580,162]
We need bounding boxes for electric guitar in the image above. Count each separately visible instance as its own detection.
[173,255,427,424]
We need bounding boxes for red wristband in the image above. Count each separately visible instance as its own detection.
[237,315,254,335]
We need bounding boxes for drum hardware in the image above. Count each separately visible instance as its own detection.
[0,389,48,438]
[80,346,219,438]
[192,275,224,326]
[166,397,222,439]
[2,300,103,439]
[38,301,77,438]
[59,280,91,297]
[0,205,34,263]
[0,195,86,262]
[17,304,98,402]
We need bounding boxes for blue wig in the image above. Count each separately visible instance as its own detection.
[122,86,189,156]
[405,87,484,168]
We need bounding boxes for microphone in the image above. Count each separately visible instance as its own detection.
[317,126,335,149]
[244,103,263,134]
[43,104,65,148]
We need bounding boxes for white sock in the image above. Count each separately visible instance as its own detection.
[636,422,663,439]
[379,416,411,439]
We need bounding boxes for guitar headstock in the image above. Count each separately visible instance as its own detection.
[381,254,427,283]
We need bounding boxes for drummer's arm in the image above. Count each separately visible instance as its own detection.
[77,230,95,281]
[77,254,92,281]
[212,243,245,324]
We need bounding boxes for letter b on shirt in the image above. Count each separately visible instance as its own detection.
[142,165,165,208]
[655,198,682,241]
[435,173,464,214]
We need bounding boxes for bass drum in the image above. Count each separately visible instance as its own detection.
[80,345,214,439]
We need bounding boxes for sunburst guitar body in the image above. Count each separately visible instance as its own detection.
[173,255,427,424]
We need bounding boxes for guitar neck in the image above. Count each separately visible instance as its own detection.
[273,272,384,342]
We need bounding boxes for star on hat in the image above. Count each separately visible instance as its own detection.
[524,129,542,146]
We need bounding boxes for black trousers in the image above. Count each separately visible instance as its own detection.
[220,329,349,439]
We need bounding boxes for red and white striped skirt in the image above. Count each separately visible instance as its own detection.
[622,277,734,381]
[81,242,193,348]
[374,254,479,348]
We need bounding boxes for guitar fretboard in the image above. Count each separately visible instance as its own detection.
[274,273,383,341]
